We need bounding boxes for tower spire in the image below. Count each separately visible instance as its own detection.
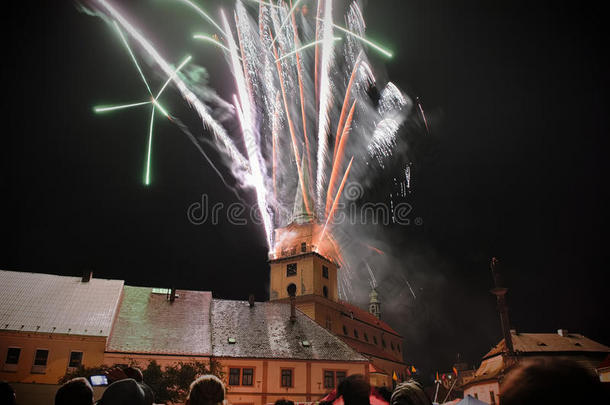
[369,287,381,319]
[292,152,315,224]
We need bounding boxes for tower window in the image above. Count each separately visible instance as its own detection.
[322,265,329,279]
[286,263,297,277]
[342,325,348,335]
[301,242,307,252]
[323,286,329,298]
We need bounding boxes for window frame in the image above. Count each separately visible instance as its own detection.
[31,348,49,374]
[322,265,329,279]
[323,369,347,389]
[241,368,254,386]
[286,263,297,277]
[342,325,348,335]
[5,347,21,365]
[301,242,307,253]
[229,367,241,386]
[68,351,84,369]
[280,368,294,388]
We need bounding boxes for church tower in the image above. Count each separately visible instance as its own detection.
[369,287,381,319]
[268,162,339,302]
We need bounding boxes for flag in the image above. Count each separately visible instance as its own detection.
[436,372,439,381]
[405,367,411,376]
[453,366,458,376]
[392,371,398,381]
[442,373,446,380]
[411,365,417,373]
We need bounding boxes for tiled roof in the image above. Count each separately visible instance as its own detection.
[106,286,212,356]
[0,270,123,337]
[340,336,404,364]
[483,331,610,359]
[338,300,401,336]
[211,299,368,361]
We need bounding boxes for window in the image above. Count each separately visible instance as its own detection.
[34,350,48,366]
[342,325,348,335]
[324,370,335,388]
[397,344,401,353]
[325,316,332,330]
[354,329,359,338]
[373,336,378,345]
[490,391,496,405]
[324,370,347,389]
[68,351,83,368]
[229,368,241,385]
[281,368,293,387]
[391,342,395,350]
[382,339,387,348]
[32,349,49,374]
[323,286,328,298]
[242,368,254,386]
[364,333,369,342]
[301,242,307,252]
[5,348,20,364]
[322,265,329,279]
[286,263,297,277]
[474,393,478,399]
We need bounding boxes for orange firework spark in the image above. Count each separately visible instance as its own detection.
[332,59,361,162]
[270,30,311,216]
[318,157,354,246]
[326,100,356,215]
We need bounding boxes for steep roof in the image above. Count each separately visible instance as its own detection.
[211,299,368,361]
[483,331,610,359]
[0,270,123,337]
[106,286,212,356]
[338,300,401,336]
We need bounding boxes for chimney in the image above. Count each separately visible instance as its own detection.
[557,329,568,337]
[489,257,514,356]
[81,271,93,283]
[169,287,176,302]
[287,284,297,322]
[248,294,255,308]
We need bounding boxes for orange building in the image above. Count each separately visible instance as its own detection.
[0,270,123,385]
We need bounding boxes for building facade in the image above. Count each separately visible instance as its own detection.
[461,329,610,404]
[0,270,123,384]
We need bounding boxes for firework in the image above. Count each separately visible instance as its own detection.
[85,0,412,292]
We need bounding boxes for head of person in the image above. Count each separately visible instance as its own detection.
[501,358,604,405]
[337,374,370,405]
[0,381,16,405]
[124,366,144,383]
[97,378,152,405]
[274,399,295,405]
[55,377,94,405]
[390,379,431,405]
[186,374,226,405]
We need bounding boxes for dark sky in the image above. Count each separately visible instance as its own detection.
[2,0,608,383]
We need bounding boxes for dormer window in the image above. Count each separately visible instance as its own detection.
[287,263,297,277]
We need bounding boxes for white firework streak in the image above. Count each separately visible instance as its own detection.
[222,10,274,248]
[93,0,248,169]
[315,0,335,213]
[365,261,377,288]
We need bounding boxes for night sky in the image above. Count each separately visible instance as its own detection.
[2,0,608,383]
